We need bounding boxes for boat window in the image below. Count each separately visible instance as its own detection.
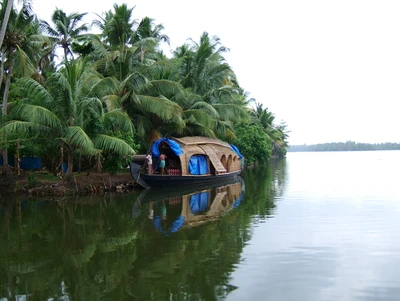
[188,155,209,175]
[227,155,233,172]
[221,155,227,169]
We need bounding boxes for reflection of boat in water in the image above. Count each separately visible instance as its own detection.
[130,136,244,188]
[134,177,245,235]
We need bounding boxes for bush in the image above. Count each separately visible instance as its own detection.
[233,124,271,166]
[28,170,38,188]
[102,131,140,175]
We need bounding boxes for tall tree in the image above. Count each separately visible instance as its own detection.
[2,58,135,175]
[173,32,249,139]
[1,0,48,172]
[0,0,13,50]
[91,4,184,143]
[92,3,136,50]
[40,8,89,62]
[250,102,289,158]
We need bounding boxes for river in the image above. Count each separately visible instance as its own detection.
[0,150,399,300]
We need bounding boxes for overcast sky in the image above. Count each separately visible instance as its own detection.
[31,0,400,145]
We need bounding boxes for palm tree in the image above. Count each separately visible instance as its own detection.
[173,32,250,139]
[40,8,89,62]
[1,0,49,172]
[0,0,13,50]
[252,102,275,130]
[133,16,169,44]
[250,102,289,157]
[2,58,135,175]
[91,4,185,144]
[92,3,136,50]
[88,57,185,144]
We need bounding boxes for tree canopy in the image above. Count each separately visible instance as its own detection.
[0,2,289,174]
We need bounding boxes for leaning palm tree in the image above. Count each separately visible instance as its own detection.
[2,58,135,175]
[40,8,89,62]
[0,0,13,50]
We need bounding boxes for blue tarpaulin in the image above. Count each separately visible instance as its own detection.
[188,155,209,175]
[0,156,42,169]
[230,144,244,159]
[233,192,245,208]
[0,156,12,166]
[151,138,184,158]
[20,157,42,169]
[190,192,210,214]
[153,216,185,235]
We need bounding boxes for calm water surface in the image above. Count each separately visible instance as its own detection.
[0,151,399,300]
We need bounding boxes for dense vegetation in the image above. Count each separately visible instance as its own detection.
[288,141,400,152]
[0,1,289,176]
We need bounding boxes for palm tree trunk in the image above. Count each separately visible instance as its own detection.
[0,51,5,91]
[96,154,102,173]
[148,129,161,144]
[59,140,64,176]
[1,48,14,174]
[0,0,13,50]
[15,139,20,175]
[67,150,73,175]
[64,47,68,63]
[78,151,81,173]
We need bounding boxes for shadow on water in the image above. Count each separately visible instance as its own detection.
[0,160,288,300]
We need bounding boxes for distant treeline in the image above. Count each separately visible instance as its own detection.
[288,141,400,152]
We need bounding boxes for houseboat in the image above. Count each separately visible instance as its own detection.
[130,136,244,188]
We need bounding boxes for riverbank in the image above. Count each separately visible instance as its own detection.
[0,170,138,198]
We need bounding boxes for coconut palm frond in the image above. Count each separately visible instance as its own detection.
[13,45,37,78]
[190,102,219,118]
[10,104,63,131]
[92,134,135,155]
[17,78,53,107]
[1,121,53,137]
[64,126,96,154]
[147,79,185,97]
[213,103,249,122]
[103,109,134,133]
[183,109,215,128]
[135,94,180,121]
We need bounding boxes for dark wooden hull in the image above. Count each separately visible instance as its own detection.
[130,162,241,188]
[137,176,243,204]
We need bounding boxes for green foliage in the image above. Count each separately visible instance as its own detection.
[0,3,289,174]
[101,131,140,174]
[233,124,271,165]
[27,170,38,188]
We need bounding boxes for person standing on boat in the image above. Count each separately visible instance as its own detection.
[159,153,167,175]
[146,153,153,174]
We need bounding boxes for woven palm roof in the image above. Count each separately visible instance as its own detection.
[172,136,231,149]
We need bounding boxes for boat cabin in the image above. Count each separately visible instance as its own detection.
[148,136,244,176]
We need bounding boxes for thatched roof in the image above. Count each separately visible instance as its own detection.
[172,136,231,149]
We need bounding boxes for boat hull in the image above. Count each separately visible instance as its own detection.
[130,162,241,188]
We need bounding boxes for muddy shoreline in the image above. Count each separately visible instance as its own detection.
[0,171,140,199]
